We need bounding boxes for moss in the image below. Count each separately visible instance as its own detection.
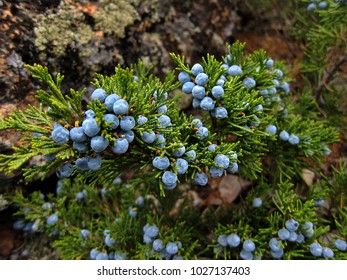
[34,1,93,59]
[94,0,140,37]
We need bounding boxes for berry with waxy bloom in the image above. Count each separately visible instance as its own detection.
[279,130,290,141]
[191,63,204,76]
[289,135,300,145]
[52,126,70,144]
[310,243,323,257]
[322,247,334,258]
[194,172,208,186]
[176,158,189,174]
[227,65,242,76]
[152,239,163,252]
[112,138,129,154]
[200,97,215,111]
[152,156,170,170]
[335,239,347,251]
[105,93,121,112]
[192,85,206,100]
[82,118,100,137]
[90,136,109,152]
[214,107,228,119]
[252,197,262,208]
[91,88,107,103]
[185,150,196,162]
[178,72,191,83]
[120,116,135,131]
[46,214,58,225]
[70,127,87,142]
[242,77,256,88]
[195,73,209,86]
[166,242,179,255]
[209,166,224,178]
[217,235,228,247]
[196,126,209,139]
[56,162,73,178]
[214,154,230,169]
[88,155,102,170]
[278,228,290,240]
[182,82,195,94]
[266,125,277,135]
[142,131,156,143]
[227,234,241,247]
[243,240,256,252]
[113,99,129,115]
[285,219,299,232]
[162,171,178,186]
[104,114,119,129]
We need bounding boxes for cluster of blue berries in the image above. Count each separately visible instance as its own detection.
[209,154,233,179]
[269,219,329,259]
[269,219,302,258]
[193,137,239,186]
[270,221,347,259]
[52,88,137,177]
[227,56,289,99]
[260,85,290,106]
[153,145,195,190]
[14,217,60,237]
[307,0,328,12]
[143,224,183,260]
[90,249,127,260]
[215,219,343,260]
[13,204,59,234]
[191,118,210,140]
[259,219,323,259]
[178,64,228,119]
[52,86,176,179]
[193,152,238,187]
[222,55,257,90]
[89,229,127,260]
[265,125,301,145]
[13,219,37,234]
[152,116,232,189]
[310,242,334,258]
[308,235,346,259]
[192,143,239,186]
[216,233,257,260]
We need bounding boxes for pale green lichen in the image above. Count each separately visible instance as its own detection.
[0,195,9,211]
[34,1,93,58]
[94,0,140,37]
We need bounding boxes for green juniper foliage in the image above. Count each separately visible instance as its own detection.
[1,41,345,260]
[293,0,347,124]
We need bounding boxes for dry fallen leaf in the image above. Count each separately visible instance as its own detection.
[302,168,315,186]
[218,174,252,203]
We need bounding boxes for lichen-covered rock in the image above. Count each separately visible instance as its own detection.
[94,0,140,37]
[34,1,94,59]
